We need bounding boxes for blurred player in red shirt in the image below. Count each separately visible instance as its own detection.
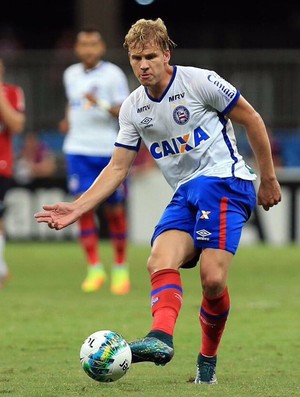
[0,58,25,288]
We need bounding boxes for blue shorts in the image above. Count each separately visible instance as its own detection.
[65,154,127,204]
[151,176,256,255]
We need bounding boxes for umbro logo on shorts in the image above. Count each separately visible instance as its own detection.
[196,229,211,240]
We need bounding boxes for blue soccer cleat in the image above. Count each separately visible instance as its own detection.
[194,354,218,384]
[129,337,174,366]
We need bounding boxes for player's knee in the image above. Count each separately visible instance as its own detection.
[201,273,226,298]
[146,252,176,275]
[147,253,160,274]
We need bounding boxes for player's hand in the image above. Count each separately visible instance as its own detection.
[257,177,282,211]
[58,118,69,134]
[85,93,111,112]
[34,202,81,230]
[85,93,97,106]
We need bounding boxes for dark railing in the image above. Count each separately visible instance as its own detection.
[3,48,300,131]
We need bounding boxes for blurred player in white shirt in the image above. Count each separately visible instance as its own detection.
[36,19,281,383]
[59,28,131,294]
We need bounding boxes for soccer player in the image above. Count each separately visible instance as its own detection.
[35,19,281,383]
[0,57,25,288]
[58,28,131,294]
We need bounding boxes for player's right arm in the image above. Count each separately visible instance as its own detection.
[34,146,137,230]
[58,103,70,134]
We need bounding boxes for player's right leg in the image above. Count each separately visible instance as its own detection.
[79,210,106,292]
[129,227,197,366]
[104,186,130,295]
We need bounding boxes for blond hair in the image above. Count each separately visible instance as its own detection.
[123,18,177,52]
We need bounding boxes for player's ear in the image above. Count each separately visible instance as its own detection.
[163,50,171,64]
[99,39,107,56]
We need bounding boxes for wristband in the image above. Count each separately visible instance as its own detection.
[97,98,111,112]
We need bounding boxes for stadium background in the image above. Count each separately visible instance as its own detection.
[1,0,300,243]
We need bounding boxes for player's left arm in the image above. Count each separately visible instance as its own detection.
[35,146,137,230]
[227,95,281,211]
[0,85,25,133]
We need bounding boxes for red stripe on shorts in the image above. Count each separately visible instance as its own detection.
[219,197,229,250]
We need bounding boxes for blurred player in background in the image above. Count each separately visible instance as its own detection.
[58,28,131,295]
[35,19,281,384]
[0,57,25,288]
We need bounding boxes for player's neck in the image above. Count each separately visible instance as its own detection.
[83,60,103,72]
[147,65,174,99]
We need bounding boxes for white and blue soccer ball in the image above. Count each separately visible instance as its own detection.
[80,330,132,383]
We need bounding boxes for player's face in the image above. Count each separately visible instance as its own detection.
[75,32,106,69]
[128,41,171,96]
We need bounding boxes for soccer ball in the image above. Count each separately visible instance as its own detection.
[79,330,132,383]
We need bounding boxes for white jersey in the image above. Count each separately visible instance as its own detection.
[63,61,130,156]
[116,65,257,191]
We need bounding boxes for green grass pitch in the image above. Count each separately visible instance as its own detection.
[1,241,299,397]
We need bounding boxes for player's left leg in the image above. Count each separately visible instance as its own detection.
[193,176,256,384]
[103,201,130,295]
[195,248,233,384]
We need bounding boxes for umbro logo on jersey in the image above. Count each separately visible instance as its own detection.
[196,229,211,241]
[140,117,152,125]
[140,117,153,128]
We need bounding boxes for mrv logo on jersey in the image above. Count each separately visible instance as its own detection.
[150,127,209,159]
